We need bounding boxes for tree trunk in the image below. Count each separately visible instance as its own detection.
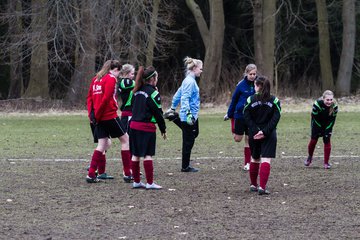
[146,0,160,66]
[253,0,276,86]
[261,0,276,86]
[315,0,334,91]
[23,0,49,99]
[66,0,96,105]
[253,0,263,73]
[8,0,23,99]
[185,0,224,101]
[335,0,355,96]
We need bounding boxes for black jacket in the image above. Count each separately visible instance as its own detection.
[131,84,166,134]
[243,95,281,137]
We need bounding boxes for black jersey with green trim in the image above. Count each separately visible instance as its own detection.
[311,99,338,130]
[131,84,166,133]
[117,78,135,112]
[243,95,281,137]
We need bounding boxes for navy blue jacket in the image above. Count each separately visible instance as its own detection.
[227,77,255,120]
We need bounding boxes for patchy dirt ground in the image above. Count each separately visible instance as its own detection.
[1,156,359,239]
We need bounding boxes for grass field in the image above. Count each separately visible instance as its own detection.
[0,108,359,239]
[0,110,359,160]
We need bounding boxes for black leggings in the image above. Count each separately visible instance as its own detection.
[173,118,199,169]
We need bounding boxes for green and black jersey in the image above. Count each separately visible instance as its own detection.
[311,99,338,131]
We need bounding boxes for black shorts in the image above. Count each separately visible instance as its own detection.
[120,116,131,133]
[95,117,126,139]
[129,128,156,157]
[249,130,277,159]
[311,124,332,139]
[90,122,98,143]
[232,118,249,135]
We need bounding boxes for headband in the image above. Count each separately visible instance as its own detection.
[144,71,157,80]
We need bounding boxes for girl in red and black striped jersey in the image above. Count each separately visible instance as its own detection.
[304,90,338,169]
[243,76,281,195]
[117,64,135,132]
[129,66,167,190]
[86,60,132,183]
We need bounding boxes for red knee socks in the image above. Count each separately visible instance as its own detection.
[121,150,132,176]
[308,138,318,157]
[88,150,102,178]
[324,143,331,164]
[97,152,106,175]
[131,161,141,183]
[249,162,260,186]
[143,160,154,185]
[259,162,271,190]
[244,147,251,165]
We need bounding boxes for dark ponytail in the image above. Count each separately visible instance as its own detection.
[133,66,144,93]
[255,76,271,102]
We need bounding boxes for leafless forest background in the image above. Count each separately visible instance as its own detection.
[0,0,359,107]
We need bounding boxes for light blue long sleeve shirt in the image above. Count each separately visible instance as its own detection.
[171,73,200,122]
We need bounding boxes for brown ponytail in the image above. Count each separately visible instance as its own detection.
[133,66,144,93]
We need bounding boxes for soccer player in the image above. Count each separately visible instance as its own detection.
[86,60,132,183]
[163,56,203,172]
[304,90,338,169]
[243,76,281,195]
[117,64,135,133]
[129,66,167,190]
[224,64,257,171]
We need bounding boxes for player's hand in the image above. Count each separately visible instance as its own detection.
[223,114,229,121]
[90,110,97,125]
[186,112,195,125]
[254,130,265,140]
[162,132,167,140]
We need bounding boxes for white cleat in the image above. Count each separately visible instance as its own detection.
[146,183,162,190]
[133,182,146,189]
[243,163,250,171]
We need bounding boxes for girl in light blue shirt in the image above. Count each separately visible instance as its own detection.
[164,56,203,172]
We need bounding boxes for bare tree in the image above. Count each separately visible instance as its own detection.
[252,0,276,86]
[185,0,224,100]
[23,0,49,98]
[66,0,96,105]
[315,0,334,91]
[335,0,356,96]
[7,0,23,99]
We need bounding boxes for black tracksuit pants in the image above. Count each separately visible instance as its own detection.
[173,118,199,169]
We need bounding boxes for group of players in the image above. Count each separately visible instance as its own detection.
[224,64,338,195]
[86,57,203,190]
[86,59,338,195]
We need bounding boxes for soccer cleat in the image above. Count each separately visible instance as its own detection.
[250,185,258,192]
[97,173,114,179]
[123,175,134,183]
[133,182,146,189]
[86,175,102,183]
[258,187,270,195]
[324,163,332,169]
[304,156,312,167]
[181,166,199,172]
[243,163,250,171]
[163,109,179,121]
[146,183,162,190]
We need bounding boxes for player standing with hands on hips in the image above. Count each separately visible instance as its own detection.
[304,90,338,169]
[129,66,167,190]
[243,76,281,195]
[224,64,257,171]
[163,57,203,172]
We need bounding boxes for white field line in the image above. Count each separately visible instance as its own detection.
[1,155,359,162]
